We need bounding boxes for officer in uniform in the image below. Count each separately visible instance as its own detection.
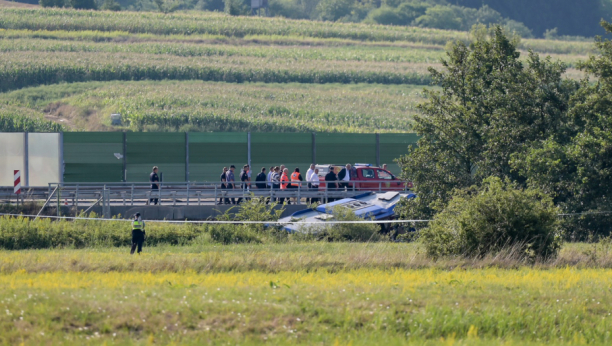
[131,213,146,255]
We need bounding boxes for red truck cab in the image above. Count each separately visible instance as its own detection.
[315,164,412,191]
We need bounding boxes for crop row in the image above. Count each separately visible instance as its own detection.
[0,51,434,92]
[0,8,469,44]
[0,9,594,55]
[1,81,421,132]
[0,37,446,64]
[0,106,64,132]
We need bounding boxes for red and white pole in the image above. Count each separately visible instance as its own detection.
[14,170,21,195]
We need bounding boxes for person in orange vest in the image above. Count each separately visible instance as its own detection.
[280,168,290,204]
[290,167,303,204]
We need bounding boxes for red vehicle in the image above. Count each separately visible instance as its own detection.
[315,164,412,191]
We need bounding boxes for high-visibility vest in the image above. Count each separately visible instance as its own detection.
[280,174,289,189]
[132,220,143,230]
[291,172,300,183]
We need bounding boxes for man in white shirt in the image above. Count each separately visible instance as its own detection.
[310,168,320,203]
[306,164,315,188]
[267,166,274,188]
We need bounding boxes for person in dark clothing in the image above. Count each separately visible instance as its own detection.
[325,166,338,201]
[325,166,338,190]
[337,164,351,189]
[149,166,159,205]
[256,167,267,189]
[219,167,229,205]
[130,213,146,254]
[238,164,250,204]
[226,165,237,205]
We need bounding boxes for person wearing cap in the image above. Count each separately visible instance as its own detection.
[131,213,146,255]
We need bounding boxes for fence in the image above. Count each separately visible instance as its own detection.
[0,132,419,187]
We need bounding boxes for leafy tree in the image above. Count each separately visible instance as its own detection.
[415,5,463,30]
[101,0,122,10]
[397,26,576,221]
[315,0,354,21]
[514,21,612,238]
[69,0,97,9]
[421,177,561,260]
[224,0,250,15]
[39,0,65,7]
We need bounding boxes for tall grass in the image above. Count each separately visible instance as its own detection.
[0,107,64,132]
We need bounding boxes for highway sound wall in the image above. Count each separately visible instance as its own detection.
[0,132,419,186]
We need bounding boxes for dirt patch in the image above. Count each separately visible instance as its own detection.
[43,102,109,131]
[0,0,39,8]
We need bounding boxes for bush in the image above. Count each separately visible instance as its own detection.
[420,177,562,260]
[316,206,381,242]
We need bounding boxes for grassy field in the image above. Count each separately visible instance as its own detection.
[0,81,424,132]
[0,243,611,345]
[0,8,593,132]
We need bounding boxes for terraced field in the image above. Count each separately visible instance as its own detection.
[0,8,593,132]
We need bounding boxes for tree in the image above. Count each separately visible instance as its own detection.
[514,21,612,238]
[69,0,97,9]
[39,0,64,7]
[101,0,122,10]
[397,26,577,221]
[415,5,463,30]
[315,0,354,21]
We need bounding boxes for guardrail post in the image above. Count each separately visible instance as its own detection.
[186,183,190,206]
[75,184,79,211]
[57,185,60,217]
[130,184,134,206]
[214,185,217,205]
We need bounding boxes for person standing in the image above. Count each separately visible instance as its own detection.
[306,164,315,189]
[290,167,303,204]
[130,213,146,255]
[226,165,237,205]
[267,166,274,188]
[239,164,250,204]
[149,166,159,205]
[310,168,320,203]
[256,167,267,189]
[382,163,388,171]
[325,165,338,200]
[338,164,352,189]
[219,167,229,205]
[280,168,290,204]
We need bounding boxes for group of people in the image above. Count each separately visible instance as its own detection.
[217,163,357,205]
[148,162,381,206]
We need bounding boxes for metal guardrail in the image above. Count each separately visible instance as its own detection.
[1,180,411,217]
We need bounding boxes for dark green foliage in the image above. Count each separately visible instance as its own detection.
[456,0,605,37]
[421,177,561,260]
[398,27,577,222]
[40,0,65,7]
[513,21,612,238]
[0,113,65,132]
[224,0,250,15]
[101,0,122,10]
[69,0,97,9]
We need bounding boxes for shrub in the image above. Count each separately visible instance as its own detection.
[420,177,562,260]
[317,206,381,242]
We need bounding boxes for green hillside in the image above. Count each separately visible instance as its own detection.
[0,8,593,132]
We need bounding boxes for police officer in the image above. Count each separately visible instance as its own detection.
[131,213,146,255]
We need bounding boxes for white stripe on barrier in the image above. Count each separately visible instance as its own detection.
[0,213,430,224]
[13,170,21,195]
